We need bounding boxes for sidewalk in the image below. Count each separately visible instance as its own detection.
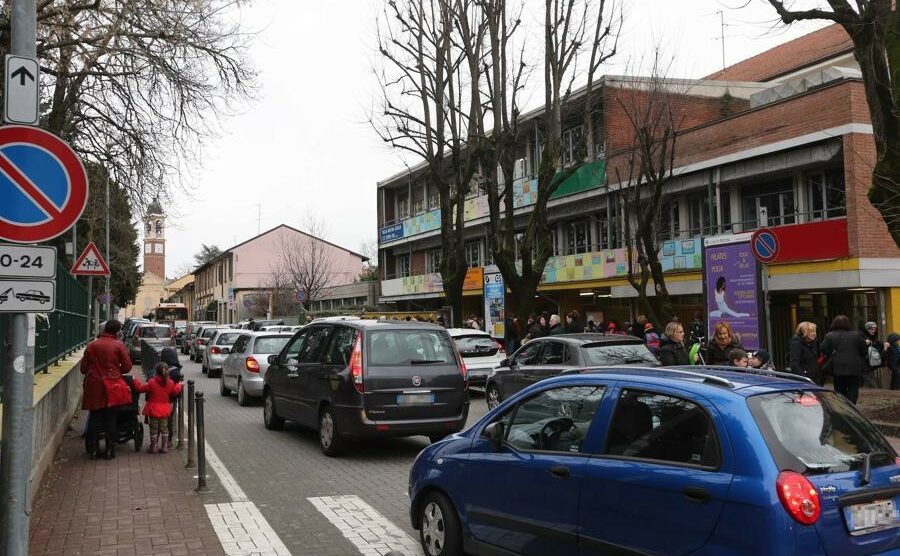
[29,410,227,556]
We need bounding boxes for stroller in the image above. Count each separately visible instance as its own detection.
[84,374,145,454]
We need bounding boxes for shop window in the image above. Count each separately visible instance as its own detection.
[465,241,481,268]
[426,248,442,274]
[397,254,411,278]
[806,169,846,221]
[741,179,795,230]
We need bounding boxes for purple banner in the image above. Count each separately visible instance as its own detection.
[704,240,761,350]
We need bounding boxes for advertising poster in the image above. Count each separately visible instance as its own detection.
[703,235,761,350]
[483,271,506,339]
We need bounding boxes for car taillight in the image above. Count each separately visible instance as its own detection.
[199,338,207,345]
[350,332,364,394]
[210,346,221,355]
[454,346,468,390]
[246,357,260,373]
[777,470,820,525]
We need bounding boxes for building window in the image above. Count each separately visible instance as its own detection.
[145,243,152,254]
[550,224,563,256]
[154,243,164,254]
[397,190,410,220]
[658,200,680,241]
[806,169,846,220]
[465,241,481,268]
[426,248,442,274]
[413,186,425,215]
[741,179,795,230]
[396,254,410,278]
[688,194,712,237]
[427,185,440,210]
[562,126,584,167]
[568,220,589,254]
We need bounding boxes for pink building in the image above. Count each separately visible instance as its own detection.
[193,225,367,322]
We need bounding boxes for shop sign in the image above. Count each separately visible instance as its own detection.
[463,267,483,291]
[703,234,762,350]
[754,219,849,264]
[379,223,404,243]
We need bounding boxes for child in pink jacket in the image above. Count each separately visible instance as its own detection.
[136,362,183,453]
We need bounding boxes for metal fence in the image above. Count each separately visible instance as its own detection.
[0,263,90,392]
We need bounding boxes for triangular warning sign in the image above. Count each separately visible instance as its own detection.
[70,242,110,276]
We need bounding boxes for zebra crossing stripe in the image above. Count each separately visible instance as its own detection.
[308,495,423,556]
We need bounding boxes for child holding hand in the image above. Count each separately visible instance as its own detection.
[136,362,183,453]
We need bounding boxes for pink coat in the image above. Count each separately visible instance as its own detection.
[135,375,183,419]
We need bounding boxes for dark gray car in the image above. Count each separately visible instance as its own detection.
[484,334,658,409]
[263,320,469,456]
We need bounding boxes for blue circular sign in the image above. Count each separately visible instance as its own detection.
[751,229,779,263]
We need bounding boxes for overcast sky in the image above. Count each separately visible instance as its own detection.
[162,0,829,277]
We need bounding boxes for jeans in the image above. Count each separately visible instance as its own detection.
[833,375,861,404]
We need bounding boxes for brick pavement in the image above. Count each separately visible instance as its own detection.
[29,410,229,556]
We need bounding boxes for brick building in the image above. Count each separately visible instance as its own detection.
[375,25,900,365]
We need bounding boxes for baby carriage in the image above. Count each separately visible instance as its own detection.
[84,374,145,454]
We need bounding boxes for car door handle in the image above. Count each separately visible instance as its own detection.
[682,486,710,503]
[550,465,570,479]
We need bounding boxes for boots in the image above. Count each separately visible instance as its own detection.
[104,440,116,460]
[149,434,158,454]
[160,434,169,454]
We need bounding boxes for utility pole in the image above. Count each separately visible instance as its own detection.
[105,171,111,320]
[1,2,37,554]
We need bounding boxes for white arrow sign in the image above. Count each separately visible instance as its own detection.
[4,55,39,126]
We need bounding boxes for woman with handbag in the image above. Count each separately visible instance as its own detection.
[81,319,134,459]
[821,315,867,403]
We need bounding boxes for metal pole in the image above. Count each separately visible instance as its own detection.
[195,391,207,491]
[104,173,111,320]
[176,386,185,450]
[186,380,195,468]
[762,263,773,352]
[87,276,92,339]
[1,4,38,553]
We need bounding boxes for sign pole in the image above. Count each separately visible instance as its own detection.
[105,173,111,320]
[762,262,773,352]
[87,276,93,338]
[1,2,37,554]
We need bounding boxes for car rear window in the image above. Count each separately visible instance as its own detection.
[748,390,897,473]
[582,343,658,366]
[367,330,455,366]
[215,333,241,345]
[202,328,221,338]
[253,336,291,354]
[141,326,171,338]
[454,335,499,357]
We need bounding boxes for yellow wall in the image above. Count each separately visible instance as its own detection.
[886,288,900,333]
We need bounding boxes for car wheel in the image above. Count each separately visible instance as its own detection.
[219,375,230,397]
[318,406,344,457]
[263,389,284,430]
[419,492,462,556]
[237,379,250,407]
[485,384,502,410]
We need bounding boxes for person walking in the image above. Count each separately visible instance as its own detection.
[136,362,184,454]
[547,314,565,336]
[861,321,888,388]
[887,333,900,390]
[565,310,582,333]
[789,322,822,385]
[706,322,742,365]
[81,319,133,460]
[658,322,690,366]
[504,314,520,354]
[821,315,867,404]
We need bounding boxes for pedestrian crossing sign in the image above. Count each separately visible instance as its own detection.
[70,242,110,276]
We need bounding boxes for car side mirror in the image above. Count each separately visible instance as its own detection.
[267,354,278,365]
[483,422,505,452]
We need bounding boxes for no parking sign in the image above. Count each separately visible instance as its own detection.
[0,126,88,243]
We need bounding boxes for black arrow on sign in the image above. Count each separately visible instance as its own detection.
[10,66,34,86]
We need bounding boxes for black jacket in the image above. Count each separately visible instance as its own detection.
[547,324,566,336]
[706,339,741,366]
[821,330,867,376]
[788,334,819,377]
[658,339,690,366]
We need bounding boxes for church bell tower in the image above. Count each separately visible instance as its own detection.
[143,197,166,278]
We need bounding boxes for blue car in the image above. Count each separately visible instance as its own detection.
[408,366,900,555]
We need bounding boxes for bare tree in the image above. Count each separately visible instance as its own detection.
[372,0,486,326]
[611,52,685,325]
[0,0,257,211]
[275,216,335,310]
[256,269,303,319]
[477,0,621,318]
[762,1,899,245]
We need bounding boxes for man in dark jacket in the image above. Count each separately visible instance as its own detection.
[789,321,821,384]
[81,319,133,459]
[887,332,900,390]
[821,315,867,403]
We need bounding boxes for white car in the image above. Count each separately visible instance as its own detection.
[446,328,506,387]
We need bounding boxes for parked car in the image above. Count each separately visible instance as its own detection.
[202,329,245,377]
[258,325,295,333]
[484,334,658,409]
[220,332,293,406]
[263,321,469,456]
[409,366,900,556]
[446,328,505,388]
[183,321,216,354]
[123,318,150,342]
[190,325,227,363]
[249,319,285,331]
[128,324,174,363]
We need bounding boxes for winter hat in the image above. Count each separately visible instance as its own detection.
[644,322,654,331]
[888,332,900,345]
[865,322,877,330]
[753,349,771,364]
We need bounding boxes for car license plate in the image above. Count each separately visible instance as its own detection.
[846,499,899,535]
[397,393,435,406]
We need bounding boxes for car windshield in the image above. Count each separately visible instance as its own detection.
[367,330,455,366]
[582,343,658,365]
[202,328,221,338]
[215,333,241,345]
[453,335,498,357]
[748,390,896,473]
[254,336,291,354]
[141,326,171,339]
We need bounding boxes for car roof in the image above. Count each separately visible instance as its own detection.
[446,328,490,336]
[550,365,822,397]
[530,333,643,345]
[311,319,447,331]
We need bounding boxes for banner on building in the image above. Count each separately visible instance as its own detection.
[483,271,505,339]
[702,234,762,351]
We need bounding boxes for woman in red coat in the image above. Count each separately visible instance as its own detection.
[136,363,183,453]
[81,319,133,459]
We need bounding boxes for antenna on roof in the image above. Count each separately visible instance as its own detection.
[717,10,727,79]
[256,203,261,236]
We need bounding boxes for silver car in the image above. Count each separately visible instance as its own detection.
[202,329,244,378]
[191,325,227,363]
[129,323,174,363]
[446,328,507,388]
[219,332,293,406]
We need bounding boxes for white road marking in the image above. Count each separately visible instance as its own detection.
[205,501,292,556]
[308,495,423,556]
[206,442,250,502]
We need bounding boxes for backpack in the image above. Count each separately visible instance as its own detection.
[645,332,661,355]
[868,345,882,367]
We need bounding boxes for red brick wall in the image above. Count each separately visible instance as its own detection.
[145,250,164,279]
[843,133,900,258]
